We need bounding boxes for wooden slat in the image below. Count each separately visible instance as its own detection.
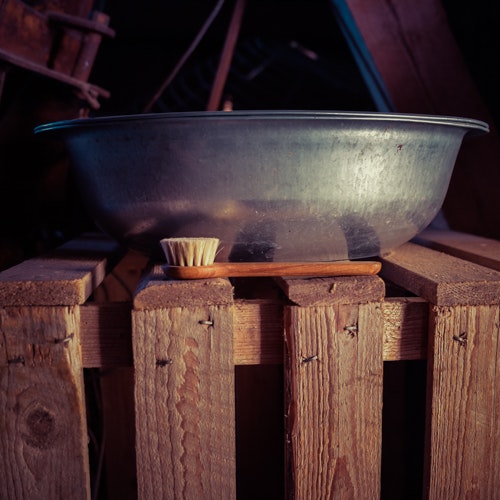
[0,306,90,499]
[233,300,283,365]
[425,304,500,498]
[285,301,384,498]
[79,298,429,366]
[381,242,500,306]
[415,229,500,272]
[134,265,234,308]
[132,274,236,499]
[382,297,428,361]
[276,274,385,306]
[0,233,119,306]
[80,303,133,367]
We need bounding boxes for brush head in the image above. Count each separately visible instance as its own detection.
[160,237,220,266]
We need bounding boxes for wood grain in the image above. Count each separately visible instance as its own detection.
[0,233,118,306]
[415,229,500,272]
[285,301,384,498]
[79,297,429,366]
[380,243,500,306]
[233,299,284,365]
[382,297,428,361]
[134,265,234,309]
[80,302,133,367]
[132,275,236,499]
[425,305,500,498]
[164,260,381,279]
[0,306,90,499]
[277,274,385,306]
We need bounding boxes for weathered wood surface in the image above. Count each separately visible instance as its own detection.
[80,302,133,367]
[382,297,428,361]
[233,299,284,365]
[0,306,90,499]
[380,242,500,306]
[134,265,234,308]
[415,229,500,272]
[0,233,118,306]
[79,297,429,366]
[277,274,385,306]
[3,229,498,499]
[425,305,500,498]
[132,274,236,499]
[285,301,384,498]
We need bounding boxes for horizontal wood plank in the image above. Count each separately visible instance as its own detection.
[79,298,428,367]
[233,300,284,365]
[80,303,133,368]
[414,229,500,272]
[382,297,428,361]
[381,242,500,306]
[276,275,385,306]
[0,234,119,306]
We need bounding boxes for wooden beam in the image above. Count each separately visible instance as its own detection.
[285,301,384,498]
[0,233,119,306]
[79,297,430,367]
[382,297,428,361]
[0,306,90,499]
[415,229,500,272]
[132,274,236,499]
[425,304,500,498]
[380,242,500,306]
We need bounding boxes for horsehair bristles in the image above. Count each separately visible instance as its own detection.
[160,237,220,266]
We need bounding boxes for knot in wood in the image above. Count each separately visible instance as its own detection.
[22,405,57,449]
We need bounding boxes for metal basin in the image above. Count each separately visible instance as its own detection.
[35,111,489,261]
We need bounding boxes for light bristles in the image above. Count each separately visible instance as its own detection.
[160,237,220,266]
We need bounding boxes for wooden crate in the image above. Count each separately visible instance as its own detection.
[0,229,499,499]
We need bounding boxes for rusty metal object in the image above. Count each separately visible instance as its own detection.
[0,0,115,108]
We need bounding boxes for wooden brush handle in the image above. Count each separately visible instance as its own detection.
[164,261,381,279]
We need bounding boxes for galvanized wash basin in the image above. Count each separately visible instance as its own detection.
[35,111,489,261]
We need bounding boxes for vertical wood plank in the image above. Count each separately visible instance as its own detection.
[132,304,236,499]
[0,306,90,500]
[425,305,500,498]
[285,301,384,499]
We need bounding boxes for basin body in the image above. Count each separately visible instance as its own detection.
[35,111,489,261]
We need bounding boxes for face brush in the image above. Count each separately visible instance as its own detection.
[160,237,381,279]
